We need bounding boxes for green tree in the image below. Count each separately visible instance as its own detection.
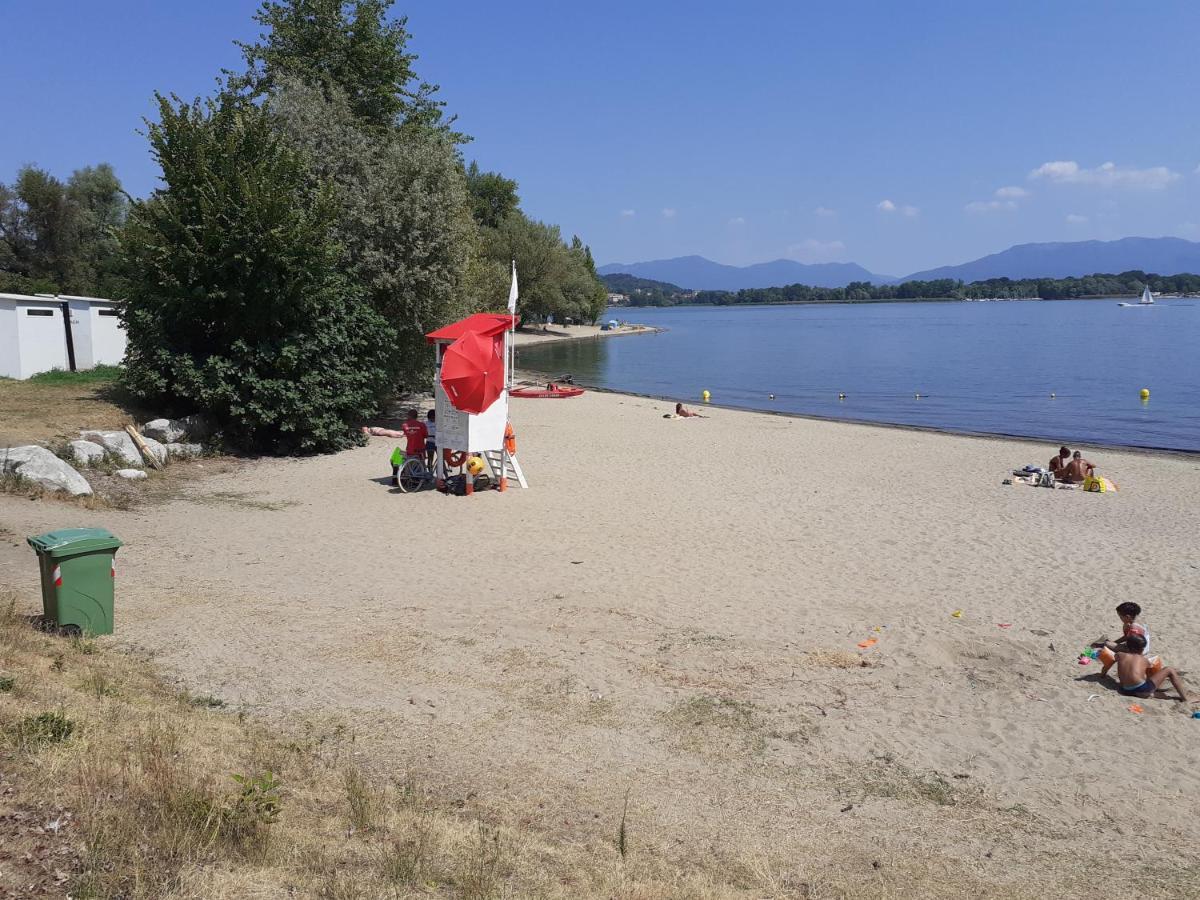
[0,163,127,295]
[235,0,461,138]
[65,164,128,295]
[120,93,391,454]
[479,214,607,324]
[271,77,477,390]
[464,162,519,229]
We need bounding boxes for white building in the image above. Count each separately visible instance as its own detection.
[0,293,125,379]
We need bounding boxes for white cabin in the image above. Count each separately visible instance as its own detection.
[0,293,125,379]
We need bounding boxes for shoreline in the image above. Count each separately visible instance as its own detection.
[607,294,1193,311]
[512,322,662,346]
[512,367,1200,459]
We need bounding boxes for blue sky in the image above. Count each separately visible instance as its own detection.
[4,0,1199,276]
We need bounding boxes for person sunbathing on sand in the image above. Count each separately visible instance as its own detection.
[1049,446,1071,478]
[675,402,703,418]
[1061,450,1095,483]
[1115,634,1191,702]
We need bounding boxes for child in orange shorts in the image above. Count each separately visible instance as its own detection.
[1092,601,1162,679]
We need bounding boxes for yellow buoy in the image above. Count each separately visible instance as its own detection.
[1140,388,1150,400]
[702,390,711,402]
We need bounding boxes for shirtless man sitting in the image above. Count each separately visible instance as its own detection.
[1061,450,1094,483]
[1049,446,1071,478]
[1115,634,1191,703]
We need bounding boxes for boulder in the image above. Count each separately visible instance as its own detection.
[79,430,142,467]
[1,446,92,496]
[142,418,187,443]
[114,468,147,480]
[143,414,212,443]
[69,440,107,466]
[141,436,168,467]
[165,442,204,459]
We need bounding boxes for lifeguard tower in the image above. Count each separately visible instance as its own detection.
[425,313,526,492]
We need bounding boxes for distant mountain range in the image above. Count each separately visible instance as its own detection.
[902,237,1200,282]
[596,255,892,290]
[599,237,1200,290]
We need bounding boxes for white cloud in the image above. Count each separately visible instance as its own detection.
[1177,222,1200,238]
[619,208,636,218]
[994,185,1030,199]
[965,199,1018,214]
[1065,213,1089,224]
[814,206,836,217]
[1195,164,1200,175]
[1030,160,1179,190]
[786,239,847,262]
[661,207,676,219]
[878,199,918,216]
[728,216,746,226]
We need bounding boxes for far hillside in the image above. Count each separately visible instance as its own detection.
[601,273,690,305]
[604,270,1200,307]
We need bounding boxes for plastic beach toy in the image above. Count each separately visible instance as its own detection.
[950,610,963,618]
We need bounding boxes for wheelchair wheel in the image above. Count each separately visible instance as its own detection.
[397,458,428,493]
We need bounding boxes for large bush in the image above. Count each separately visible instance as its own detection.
[119,94,391,454]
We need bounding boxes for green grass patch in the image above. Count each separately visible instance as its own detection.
[26,365,122,386]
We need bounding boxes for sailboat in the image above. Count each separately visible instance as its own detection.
[1118,285,1156,307]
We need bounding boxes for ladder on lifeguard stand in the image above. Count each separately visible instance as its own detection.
[482,450,527,489]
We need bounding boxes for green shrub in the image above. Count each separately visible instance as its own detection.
[119,94,391,454]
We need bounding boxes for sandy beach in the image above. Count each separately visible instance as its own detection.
[2,389,1199,896]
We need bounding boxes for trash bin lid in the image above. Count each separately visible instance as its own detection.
[27,527,122,557]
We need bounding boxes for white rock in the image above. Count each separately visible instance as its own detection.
[69,440,107,466]
[142,418,187,443]
[114,468,148,480]
[79,430,142,467]
[141,436,168,466]
[143,415,212,443]
[165,442,204,459]
[1,446,93,496]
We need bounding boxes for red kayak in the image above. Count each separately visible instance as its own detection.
[510,383,585,399]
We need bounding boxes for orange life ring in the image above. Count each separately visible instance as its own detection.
[504,423,517,454]
[443,449,468,467]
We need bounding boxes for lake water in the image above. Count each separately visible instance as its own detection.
[516,300,1200,452]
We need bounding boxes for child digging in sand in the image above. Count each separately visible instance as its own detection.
[1093,602,1160,679]
[1115,634,1191,702]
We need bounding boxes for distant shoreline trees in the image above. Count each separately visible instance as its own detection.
[604,271,1200,307]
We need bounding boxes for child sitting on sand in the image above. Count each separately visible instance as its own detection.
[1114,634,1191,702]
[1093,602,1160,679]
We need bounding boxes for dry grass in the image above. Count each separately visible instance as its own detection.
[0,370,134,447]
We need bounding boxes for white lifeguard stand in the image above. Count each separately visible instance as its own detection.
[425,314,527,492]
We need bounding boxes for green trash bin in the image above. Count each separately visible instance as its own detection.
[27,528,123,636]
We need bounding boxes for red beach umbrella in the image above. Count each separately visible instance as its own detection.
[441,331,505,414]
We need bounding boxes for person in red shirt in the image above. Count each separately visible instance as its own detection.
[400,408,428,460]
